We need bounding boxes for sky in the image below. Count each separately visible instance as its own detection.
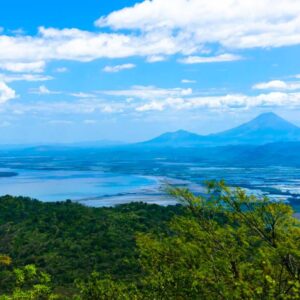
[0,0,300,144]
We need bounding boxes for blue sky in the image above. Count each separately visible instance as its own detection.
[0,0,300,144]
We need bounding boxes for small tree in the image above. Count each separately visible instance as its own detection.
[0,265,59,300]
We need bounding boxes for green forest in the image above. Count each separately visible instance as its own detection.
[0,181,300,299]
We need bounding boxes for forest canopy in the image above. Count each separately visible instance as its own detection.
[0,181,300,299]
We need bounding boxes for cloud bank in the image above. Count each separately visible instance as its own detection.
[0,0,299,73]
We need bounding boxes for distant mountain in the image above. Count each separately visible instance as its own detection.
[208,112,300,145]
[66,140,125,148]
[0,140,125,151]
[141,130,204,147]
[141,113,300,147]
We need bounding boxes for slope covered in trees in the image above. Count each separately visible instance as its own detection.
[0,182,300,299]
[0,197,182,297]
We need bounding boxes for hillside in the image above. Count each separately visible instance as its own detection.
[1,184,300,299]
[0,196,183,295]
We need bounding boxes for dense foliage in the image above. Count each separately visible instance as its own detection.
[0,197,182,297]
[1,182,300,299]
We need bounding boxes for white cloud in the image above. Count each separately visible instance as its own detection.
[253,80,300,91]
[0,61,45,73]
[101,85,193,100]
[0,27,191,66]
[134,92,300,112]
[55,67,68,73]
[136,97,185,112]
[0,82,17,103]
[103,63,136,73]
[97,0,300,50]
[180,54,242,64]
[0,74,53,83]
[6,98,125,115]
[101,104,122,113]
[136,102,165,112]
[29,85,59,95]
[181,79,197,84]
[3,85,300,115]
[70,92,96,98]
[10,28,26,36]
[146,55,166,63]
[0,0,299,71]
[0,0,297,75]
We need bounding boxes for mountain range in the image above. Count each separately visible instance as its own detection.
[3,112,300,168]
[5,112,299,150]
[142,112,300,147]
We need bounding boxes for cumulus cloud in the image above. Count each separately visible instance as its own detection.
[253,80,300,91]
[103,63,136,73]
[0,82,17,103]
[180,54,242,64]
[97,0,300,49]
[0,0,299,71]
[0,27,191,66]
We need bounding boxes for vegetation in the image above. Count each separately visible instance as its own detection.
[0,196,182,297]
[1,181,300,299]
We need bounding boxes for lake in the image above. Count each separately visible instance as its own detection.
[0,166,299,210]
[0,169,177,206]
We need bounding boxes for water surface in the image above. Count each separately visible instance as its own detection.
[0,166,299,210]
[0,169,161,205]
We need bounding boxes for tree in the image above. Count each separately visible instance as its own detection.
[0,265,59,300]
[138,181,300,299]
[75,273,140,300]
[80,181,300,299]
